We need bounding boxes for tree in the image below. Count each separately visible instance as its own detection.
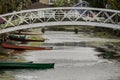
[54,0,73,7]
[0,0,32,14]
[0,0,2,14]
[107,0,120,10]
[86,0,107,8]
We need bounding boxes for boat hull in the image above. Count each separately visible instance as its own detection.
[0,62,54,69]
[9,35,26,39]
[13,32,42,35]
[1,43,52,50]
[9,37,45,42]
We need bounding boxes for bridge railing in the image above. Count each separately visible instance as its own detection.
[0,7,120,30]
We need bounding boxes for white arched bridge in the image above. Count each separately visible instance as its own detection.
[0,7,120,34]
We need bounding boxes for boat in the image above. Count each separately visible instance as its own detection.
[13,32,43,35]
[1,43,52,50]
[9,37,45,42]
[9,35,45,42]
[0,62,54,69]
[9,35,26,39]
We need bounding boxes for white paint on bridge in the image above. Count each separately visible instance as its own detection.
[0,7,120,34]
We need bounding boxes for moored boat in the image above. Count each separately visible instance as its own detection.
[13,32,43,35]
[1,43,52,50]
[0,62,54,69]
[9,36,45,42]
[9,37,45,42]
[9,35,26,39]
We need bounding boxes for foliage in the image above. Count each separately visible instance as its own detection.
[107,0,120,10]
[0,5,2,14]
[0,0,32,14]
[53,0,73,7]
[0,0,1,13]
[86,0,120,10]
[86,0,106,8]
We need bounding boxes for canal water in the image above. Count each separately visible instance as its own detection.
[1,31,120,80]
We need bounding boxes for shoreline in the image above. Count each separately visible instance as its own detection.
[0,28,44,62]
[0,29,120,62]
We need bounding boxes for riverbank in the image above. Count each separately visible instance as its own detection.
[81,30,120,61]
[0,28,44,61]
[22,31,120,80]
[0,30,120,80]
[0,27,120,62]
[47,26,120,61]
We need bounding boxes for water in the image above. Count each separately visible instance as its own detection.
[1,31,120,80]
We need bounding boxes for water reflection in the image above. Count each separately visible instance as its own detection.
[23,46,102,68]
[96,48,120,60]
[1,31,120,80]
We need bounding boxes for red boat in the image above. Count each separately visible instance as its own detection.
[1,43,52,50]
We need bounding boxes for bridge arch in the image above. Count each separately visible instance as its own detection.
[0,7,120,34]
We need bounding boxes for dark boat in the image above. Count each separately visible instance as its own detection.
[9,36,45,42]
[0,62,54,69]
[10,37,45,42]
[1,43,52,50]
[9,35,26,39]
[13,32,43,35]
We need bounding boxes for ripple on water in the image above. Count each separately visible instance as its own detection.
[22,47,105,68]
[7,31,120,80]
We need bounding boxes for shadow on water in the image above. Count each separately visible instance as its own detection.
[0,70,5,74]
[95,47,120,61]
[43,42,87,47]
[43,41,118,59]
[43,40,120,62]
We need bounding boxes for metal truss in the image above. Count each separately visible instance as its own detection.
[0,7,120,34]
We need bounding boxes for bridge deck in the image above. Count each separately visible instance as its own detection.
[0,7,120,34]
